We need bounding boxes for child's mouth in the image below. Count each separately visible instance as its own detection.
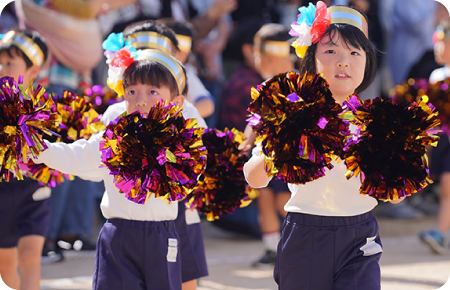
[336,73,350,78]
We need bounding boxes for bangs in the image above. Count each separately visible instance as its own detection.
[0,44,33,68]
[123,59,180,97]
[321,24,366,51]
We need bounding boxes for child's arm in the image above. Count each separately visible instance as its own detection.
[34,133,104,182]
[243,145,272,188]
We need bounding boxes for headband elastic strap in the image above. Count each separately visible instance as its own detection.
[136,49,186,94]
[126,32,177,56]
[328,6,368,38]
[1,31,44,66]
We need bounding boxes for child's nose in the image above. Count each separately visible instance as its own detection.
[135,94,148,107]
[337,58,349,68]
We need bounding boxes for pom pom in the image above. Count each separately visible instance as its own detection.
[391,78,450,133]
[18,161,74,187]
[341,95,441,201]
[21,90,105,186]
[0,77,60,181]
[47,91,106,143]
[83,85,123,114]
[427,78,450,132]
[186,128,258,221]
[247,71,349,184]
[100,100,207,204]
[390,78,429,106]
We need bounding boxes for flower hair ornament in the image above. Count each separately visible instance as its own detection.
[433,25,450,44]
[105,47,186,97]
[289,1,369,58]
[0,31,44,66]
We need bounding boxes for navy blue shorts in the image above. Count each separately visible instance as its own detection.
[93,219,182,290]
[274,211,382,290]
[0,179,51,248]
[267,179,289,194]
[174,202,208,282]
[430,133,450,177]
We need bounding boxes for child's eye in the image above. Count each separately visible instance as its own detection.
[149,90,158,95]
[351,51,360,56]
[7,62,14,66]
[325,50,335,54]
[127,90,136,95]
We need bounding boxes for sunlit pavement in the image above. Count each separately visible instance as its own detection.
[40,217,450,290]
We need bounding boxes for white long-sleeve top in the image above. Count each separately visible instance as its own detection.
[244,144,377,217]
[36,101,207,221]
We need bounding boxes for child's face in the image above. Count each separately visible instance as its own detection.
[434,39,450,66]
[124,83,184,117]
[315,34,366,103]
[175,50,189,64]
[0,50,39,85]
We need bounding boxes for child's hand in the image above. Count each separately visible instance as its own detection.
[238,143,251,157]
[389,196,406,204]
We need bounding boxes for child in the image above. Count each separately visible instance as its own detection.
[101,21,209,290]
[0,29,50,290]
[250,23,297,268]
[420,20,450,254]
[34,49,193,290]
[244,3,402,289]
[160,19,216,119]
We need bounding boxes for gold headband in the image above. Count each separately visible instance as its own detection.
[328,6,368,38]
[1,31,44,66]
[175,34,192,53]
[136,49,186,94]
[126,32,177,56]
[254,38,291,58]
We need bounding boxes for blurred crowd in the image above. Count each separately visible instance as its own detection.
[0,0,449,266]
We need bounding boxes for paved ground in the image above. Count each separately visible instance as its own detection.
[38,215,450,290]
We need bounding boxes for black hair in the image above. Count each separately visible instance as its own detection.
[223,16,265,62]
[123,59,188,98]
[299,8,377,94]
[123,20,180,52]
[0,29,48,68]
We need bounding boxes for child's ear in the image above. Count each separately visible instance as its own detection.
[27,65,41,79]
[172,94,185,108]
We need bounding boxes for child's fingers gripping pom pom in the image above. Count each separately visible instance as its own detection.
[247,71,350,184]
[185,128,259,221]
[100,100,207,205]
[341,94,441,201]
[20,90,105,187]
[0,77,61,182]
